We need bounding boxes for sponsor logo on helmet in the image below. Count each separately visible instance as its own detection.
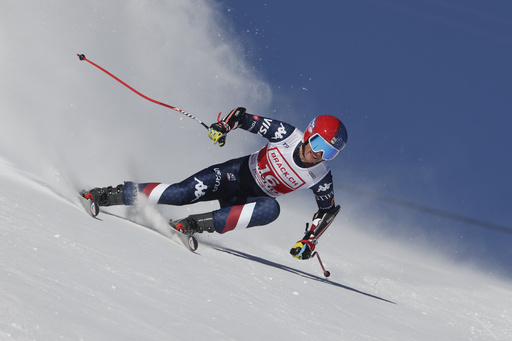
[308,118,316,132]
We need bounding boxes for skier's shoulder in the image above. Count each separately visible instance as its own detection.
[278,127,303,144]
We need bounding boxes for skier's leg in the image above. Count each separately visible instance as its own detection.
[87,157,242,207]
[87,156,249,208]
[171,197,280,234]
[134,157,247,206]
[212,197,280,233]
[132,176,212,206]
[83,181,186,207]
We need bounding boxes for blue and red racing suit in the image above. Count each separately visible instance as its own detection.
[121,114,336,233]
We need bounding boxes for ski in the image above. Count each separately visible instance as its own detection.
[78,191,198,252]
[170,220,199,252]
[78,190,99,217]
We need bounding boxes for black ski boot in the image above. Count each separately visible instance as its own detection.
[83,184,125,207]
[171,212,215,234]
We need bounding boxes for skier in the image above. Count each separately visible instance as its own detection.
[83,107,347,260]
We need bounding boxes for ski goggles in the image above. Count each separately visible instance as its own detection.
[308,133,340,160]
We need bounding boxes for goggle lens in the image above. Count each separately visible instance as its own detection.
[309,134,340,160]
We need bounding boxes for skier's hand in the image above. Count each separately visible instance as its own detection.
[290,240,315,260]
[208,107,247,147]
[208,121,230,146]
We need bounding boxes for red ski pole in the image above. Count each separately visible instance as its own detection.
[312,251,330,277]
[77,54,209,130]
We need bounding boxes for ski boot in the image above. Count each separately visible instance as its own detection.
[81,184,125,207]
[171,212,215,234]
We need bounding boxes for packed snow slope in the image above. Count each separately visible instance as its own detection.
[1,158,512,340]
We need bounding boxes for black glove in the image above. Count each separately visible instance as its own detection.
[290,239,315,260]
[208,107,246,147]
[208,121,230,146]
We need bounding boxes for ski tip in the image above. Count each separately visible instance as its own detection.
[78,190,100,217]
[188,235,199,251]
[90,201,99,217]
[169,219,199,252]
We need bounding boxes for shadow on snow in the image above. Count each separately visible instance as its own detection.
[214,247,396,305]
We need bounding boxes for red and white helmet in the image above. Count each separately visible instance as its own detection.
[303,115,348,160]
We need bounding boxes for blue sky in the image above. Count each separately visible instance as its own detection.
[218,0,512,274]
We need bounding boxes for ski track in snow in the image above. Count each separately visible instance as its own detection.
[1,158,511,340]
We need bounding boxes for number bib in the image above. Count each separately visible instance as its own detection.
[248,129,329,197]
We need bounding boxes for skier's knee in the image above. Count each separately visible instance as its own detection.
[212,197,280,233]
[256,197,280,225]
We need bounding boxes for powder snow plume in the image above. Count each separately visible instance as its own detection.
[0,0,271,202]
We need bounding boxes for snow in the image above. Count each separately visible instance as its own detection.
[1,1,511,340]
[1,157,511,340]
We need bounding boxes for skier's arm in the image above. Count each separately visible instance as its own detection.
[290,173,339,260]
[310,172,336,213]
[209,107,296,145]
[239,113,295,142]
[290,205,340,260]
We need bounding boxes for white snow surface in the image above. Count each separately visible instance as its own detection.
[1,158,511,340]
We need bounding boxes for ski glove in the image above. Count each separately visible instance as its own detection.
[208,107,246,147]
[290,239,316,260]
[208,121,230,146]
[290,217,322,260]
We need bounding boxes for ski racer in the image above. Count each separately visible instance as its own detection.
[83,107,348,260]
